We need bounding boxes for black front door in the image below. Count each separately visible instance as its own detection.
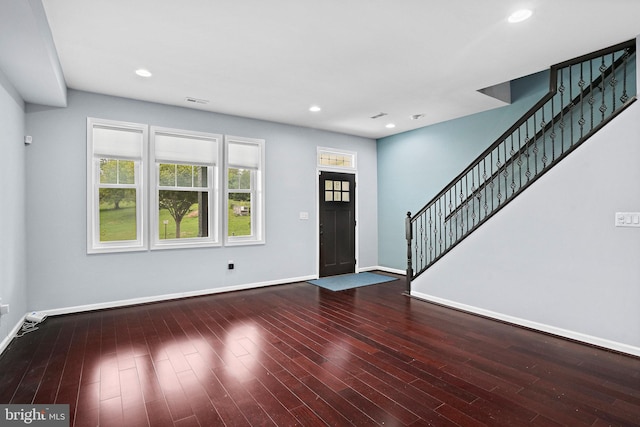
[319,171,356,277]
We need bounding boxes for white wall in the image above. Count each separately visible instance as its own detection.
[412,100,640,355]
[25,90,377,312]
[0,69,28,347]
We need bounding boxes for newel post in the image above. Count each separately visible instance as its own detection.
[405,211,413,294]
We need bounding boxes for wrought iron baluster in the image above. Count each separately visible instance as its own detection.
[559,67,565,156]
[503,140,508,200]
[429,208,436,262]
[437,198,442,256]
[500,142,506,202]
[621,49,630,104]
[589,59,595,131]
[482,157,488,217]
[489,150,494,213]
[457,179,463,234]
[550,94,556,163]
[570,64,575,148]
[454,190,458,247]
[505,141,510,187]
[532,113,538,176]
[540,104,547,169]
[579,62,585,139]
[517,126,523,189]
[599,56,607,123]
[464,174,468,235]
[477,161,483,221]
[445,190,450,249]
[470,168,476,226]
[417,220,421,273]
[450,191,454,248]
[510,134,516,195]
[610,52,616,113]
[448,187,455,247]
[495,147,501,206]
[525,120,531,182]
[418,214,424,270]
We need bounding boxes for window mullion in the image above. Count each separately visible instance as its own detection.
[174,164,178,187]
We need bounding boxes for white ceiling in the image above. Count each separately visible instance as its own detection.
[4,1,640,139]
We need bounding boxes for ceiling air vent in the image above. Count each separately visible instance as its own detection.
[185,97,209,105]
[370,112,387,119]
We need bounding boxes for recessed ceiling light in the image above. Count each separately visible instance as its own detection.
[385,123,396,129]
[309,105,321,112]
[135,68,153,77]
[508,9,533,23]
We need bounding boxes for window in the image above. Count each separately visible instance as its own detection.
[324,180,350,202]
[87,118,147,253]
[87,118,263,252]
[317,147,356,170]
[150,127,221,249]
[225,136,265,245]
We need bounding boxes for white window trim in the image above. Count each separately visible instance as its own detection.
[224,135,265,246]
[87,118,266,253]
[87,118,148,254]
[150,126,222,250]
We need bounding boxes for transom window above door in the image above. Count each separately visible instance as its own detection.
[317,147,356,171]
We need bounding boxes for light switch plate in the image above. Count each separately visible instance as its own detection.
[615,212,640,227]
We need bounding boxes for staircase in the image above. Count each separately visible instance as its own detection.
[405,39,636,290]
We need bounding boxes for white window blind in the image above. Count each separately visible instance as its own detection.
[227,140,261,169]
[93,126,144,159]
[154,133,219,165]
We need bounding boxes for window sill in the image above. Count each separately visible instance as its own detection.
[87,244,148,255]
[224,239,265,247]
[150,240,222,251]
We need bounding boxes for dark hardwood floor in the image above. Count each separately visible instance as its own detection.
[1,273,639,426]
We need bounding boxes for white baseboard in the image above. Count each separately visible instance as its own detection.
[411,291,640,358]
[361,265,406,275]
[43,274,317,317]
[2,270,398,356]
[0,276,316,358]
[0,313,26,356]
[43,270,405,319]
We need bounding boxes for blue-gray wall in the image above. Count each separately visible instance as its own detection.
[0,69,28,346]
[25,90,378,311]
[377,71,549,270]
